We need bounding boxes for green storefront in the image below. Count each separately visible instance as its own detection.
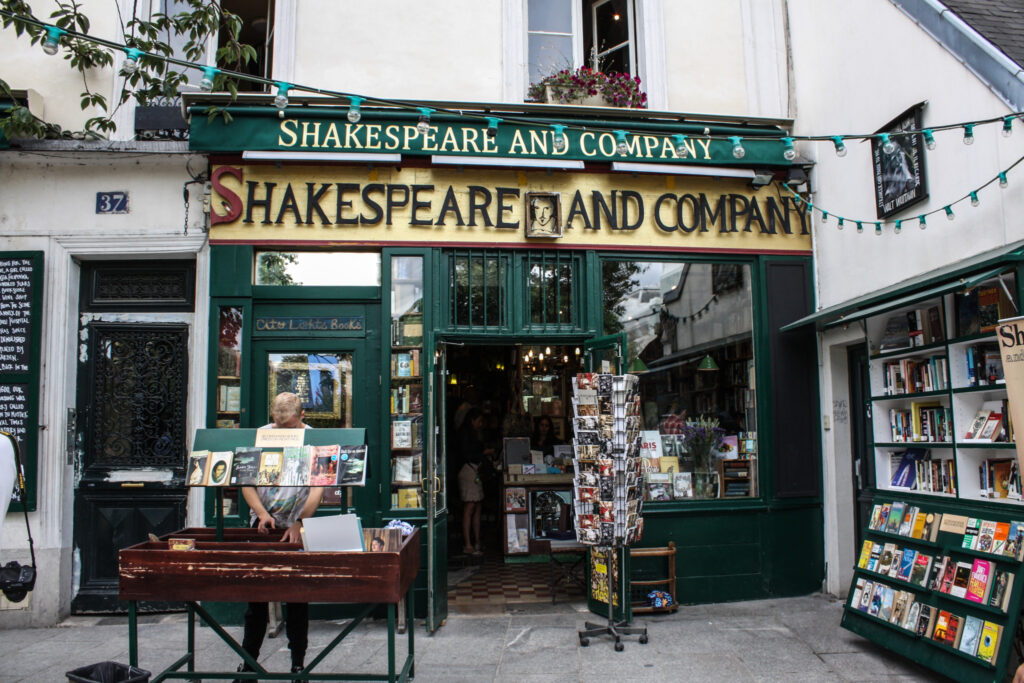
[188,94,824,629]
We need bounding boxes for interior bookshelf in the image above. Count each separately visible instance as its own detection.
[213,305,244,518]
[842,494,1024,682]
[866,271,1021,506]
[390,256,425,511]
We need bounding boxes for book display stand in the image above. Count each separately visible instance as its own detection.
[570,373,648,651]
[842,272,1024,682]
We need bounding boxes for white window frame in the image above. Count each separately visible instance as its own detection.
[503,0,666,109]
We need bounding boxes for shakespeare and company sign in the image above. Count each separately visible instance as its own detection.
[209,164,812,253]
[998,316,1024,473]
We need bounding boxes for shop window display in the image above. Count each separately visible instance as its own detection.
[602,260,758,501]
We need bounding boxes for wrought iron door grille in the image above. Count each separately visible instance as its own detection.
[447,250,510,330]
[525,251,580,331]
[87,324,189,470]
[80,260,196,312]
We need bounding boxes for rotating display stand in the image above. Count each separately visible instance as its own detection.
[570,373,648,650]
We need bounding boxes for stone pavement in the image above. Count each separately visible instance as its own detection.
[0,594,947,682]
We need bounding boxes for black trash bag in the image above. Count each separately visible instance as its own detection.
[66,661,151,683]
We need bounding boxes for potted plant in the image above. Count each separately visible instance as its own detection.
[527,66,647,108]
[680,416,725,473]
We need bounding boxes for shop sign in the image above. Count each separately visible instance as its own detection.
[190,112,790,166]
[254,316,364,332]
[210,165,812,253]
[871,103,928,219]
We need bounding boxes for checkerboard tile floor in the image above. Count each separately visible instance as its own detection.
[447,553,586,610]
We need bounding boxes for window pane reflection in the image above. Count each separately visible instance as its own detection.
[267,352,353,429]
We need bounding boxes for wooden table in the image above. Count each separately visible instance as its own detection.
[119,527,419,682]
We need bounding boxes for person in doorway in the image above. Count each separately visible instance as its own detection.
[531,415,561,458]
[237,392,323,682]
[453,387,480,433]
[457,408,494,556]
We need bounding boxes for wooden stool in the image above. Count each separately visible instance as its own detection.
[630,542,678,614]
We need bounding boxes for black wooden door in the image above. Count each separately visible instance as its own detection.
[71,322,190,613]
[848,344,874,551]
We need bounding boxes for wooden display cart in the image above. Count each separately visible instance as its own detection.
[119,527,419,682]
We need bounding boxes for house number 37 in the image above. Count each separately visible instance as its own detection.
[95,191,129,214]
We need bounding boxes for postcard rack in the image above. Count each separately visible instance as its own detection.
[570,373,648,651]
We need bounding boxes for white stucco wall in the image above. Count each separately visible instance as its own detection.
[0,151,209,625]
[788,0,1024,310]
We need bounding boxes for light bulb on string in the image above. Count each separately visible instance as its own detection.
[199,66,218,92]
[122,48,143,74]
[894,220,902,234]
[923,129,936,150]
[545,347,551,355]
[551,124,567,152]
[575,347,581,355]
[41,26,65,55]
[485,117,501,139]
[1004,116,1015,137]
[874,222,883,235]
[945,205,955,220]
[1000,172,1009,188]
[781,137,796,161]
[672,134,689,158]
[614,130,629,156]
[856,221,864,233]
[879,133,896,155]
[970,191,980,207]
[831,136,847,157]
[837,217,844,230]
[963,124,974,145]
[729,136,745,159]
[417,107,434,134]
[821,211,828,223]
[273,82,291,110]
[347,96,363,123]
[919,215,927,229]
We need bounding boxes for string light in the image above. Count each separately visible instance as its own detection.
[417,107,434,133]
[273,82,291,109]
[837,217,844,230]
[615,130,629,156]
[729,136,745,159]
[1000,172,1009,188]
[879,133,896,155]
[963,124,975,145]
[672,134,689,158]
[485,117,501,139]
[551,124,567,151]
[874,222,882,235]
[41,26,64,55]
[199,66,218,92]
[923,129,936,150]
[1003,116,1015,137]
[347,96,363,123]
[781,137,796,161]
[122,47,143,74]
[894,220,902,234]
[970,191,980,207]
[944,205,955,220]
[831,136,846,157]
[856,221,863,233]
[919,215,927,229]
[821,211,828,223]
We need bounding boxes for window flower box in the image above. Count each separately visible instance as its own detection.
[528,66,647,108]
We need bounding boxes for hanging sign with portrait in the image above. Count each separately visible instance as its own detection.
[871,103,929,219]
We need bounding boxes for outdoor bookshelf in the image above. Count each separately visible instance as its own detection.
[842,493,1024,682]
[390,256,425,511]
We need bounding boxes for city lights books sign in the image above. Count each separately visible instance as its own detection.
[872,103,929,219]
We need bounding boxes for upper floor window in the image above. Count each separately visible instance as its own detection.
[219,0,275,91]
[526,0,636,85]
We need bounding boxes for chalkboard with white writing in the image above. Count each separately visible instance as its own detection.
[0,383,29,456]
[0,257,33,373]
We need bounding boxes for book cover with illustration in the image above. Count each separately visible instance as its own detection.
[230,447,262,486]
[207,451,233,486]
[965,559,992,603]
[279,446,312,486]
[256,450,283,486]
[310,444,340,485]
[187,450,210,486]
[336,444,368,486]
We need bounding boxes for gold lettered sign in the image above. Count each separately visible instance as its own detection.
[997,315,1024,472]
[208,164,812,253]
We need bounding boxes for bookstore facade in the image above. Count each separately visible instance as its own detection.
[190,99,823,624]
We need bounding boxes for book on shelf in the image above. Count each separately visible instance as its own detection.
[230,447,262,485]
[977,621,1002,664]
[1006,521,1024,560]
[187,450,210,486]
[878,585,894,621]
[978,412,1004,441]
[878,543,896,575]
[915,605,936,638]
[207,451,232,486]
[896,548,916,582]
[885,501,906,533]
[392,455,415,484]
[902,600,921,631]
[878,314,913,352]
[336,444,368,486]
[392,420,413,448]
[965,559,993,604]
[280,446,312,486]
[962,518,981,550]
[937,558,957,593]
[978,284,1013,333]
[910,552,932,587]
[857,539,873,569]
[850,577,866,608]
[932,610,953,643]
[504,486,527,512]
[310,444,340,486]
[890,590,911,627]
[395,487,422,508]
[976,520,997,554]
[888,549,903,578]
[394,352,413,378]
[867,542,882,572]
[988,570,1013,611]
[949,561,973,599]
[256,450,283,486]
[958,615,984,657]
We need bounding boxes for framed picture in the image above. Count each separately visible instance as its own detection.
[871,103,929,219]
[524,192,563,238]
[267,352,352,424]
